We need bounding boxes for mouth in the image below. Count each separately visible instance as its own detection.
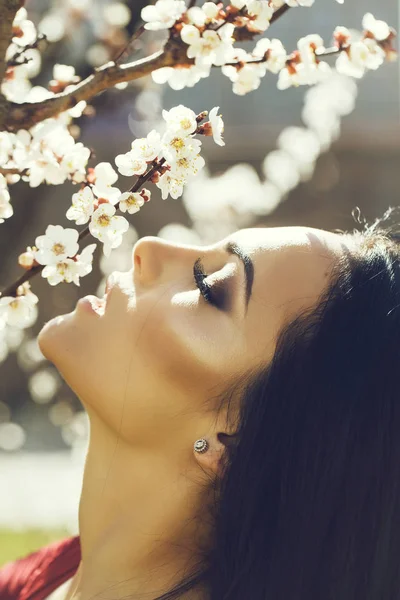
[86,295,107,316]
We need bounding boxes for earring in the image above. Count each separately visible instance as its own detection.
[194,438,209,453]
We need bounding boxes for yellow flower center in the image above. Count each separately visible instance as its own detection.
[98,214,111,227]
[52,243,65,256]
[171,137,185,150]
[180,118,192,131]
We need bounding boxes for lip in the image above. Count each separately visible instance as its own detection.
[105,271,121,295]
[78,295,107,316]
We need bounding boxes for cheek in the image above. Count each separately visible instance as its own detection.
[134,297,243,392]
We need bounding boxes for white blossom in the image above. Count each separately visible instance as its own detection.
[186,6,207,26]
[92,162,120,201]
[53,64,76,84]
[130,130,162,162]
[170,153,205,180]
[246,1,274,33]
[34,224,79,265]
[0,132,13,165]
[253,38,287,73]
[66,186,95,225]
[60,142,91,178]
[89,203,129,256]
[41,243,96,285]
[277,58,331,90]
[208,106,225,146]
[12,8,37,47]
[336,39,385,78]
[118,192,145,214]
[42,258,79,286]
[0,176,13,224]
[0,291,38,329]
[162,105,198,137]
[152,64,210,90]
[115,152,148,177]
[156,172,185,200]
[202,2,219,21]
[362,13,390,41]
[183,25,235,68]
[161,131,202,164]
[141,0,186,30]
[222,58,266,95]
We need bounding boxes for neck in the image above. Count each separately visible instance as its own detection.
[67,410,211,600]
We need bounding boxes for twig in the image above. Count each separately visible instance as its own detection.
[3,43,185,132]
[270,4,290,26]
[6,33,47,68]
[222,46,340,68]
[0,161,166,298]
[0,166,26,176]
[0,0,23,84]
[0,0,23,128]
[113,24,146,65]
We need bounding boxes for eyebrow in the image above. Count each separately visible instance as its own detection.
[225,241,254,312]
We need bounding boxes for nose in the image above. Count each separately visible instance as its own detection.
[132,236,203,287]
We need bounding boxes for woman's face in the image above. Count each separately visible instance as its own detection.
[38,226,348,449]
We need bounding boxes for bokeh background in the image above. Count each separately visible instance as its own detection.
[0,0,399,566]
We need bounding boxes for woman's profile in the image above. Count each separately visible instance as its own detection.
[2,208,400,600]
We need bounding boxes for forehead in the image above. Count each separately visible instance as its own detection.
[226,226,349,358]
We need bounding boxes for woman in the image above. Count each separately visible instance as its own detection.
[2,210,400,600]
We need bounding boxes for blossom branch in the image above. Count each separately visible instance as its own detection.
[2,45,181,132]
[0,0,23,85]
[2,1,293,132]
[0,0,23,128]
[0,162,165,298]
[270,4,290,26]
[112,24,146,65]
[6,33,47,68]
[0,166,25,176]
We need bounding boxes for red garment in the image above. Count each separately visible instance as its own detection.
[0,535,80,600]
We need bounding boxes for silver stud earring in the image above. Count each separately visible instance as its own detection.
[194,438,209,453]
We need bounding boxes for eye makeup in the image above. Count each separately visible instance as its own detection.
[193,258,228,310]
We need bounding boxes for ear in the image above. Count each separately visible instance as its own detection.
[193,431,238,478]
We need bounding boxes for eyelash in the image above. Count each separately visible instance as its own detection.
[193,258,225,309]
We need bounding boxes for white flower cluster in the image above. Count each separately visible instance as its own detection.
[9,105,224,299]
[0,283,38,330]
[115,104,224,200]
[335,13,395,78]
[0,116,90,224]
[66,161,130,258]
[33,225,97,286]
[1,13,90,223]
[0,174,12,224]
[146,1,394,96]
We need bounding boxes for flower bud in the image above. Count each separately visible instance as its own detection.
[18,248,38,269]
[140,188,151,202]
[196,110,208,123]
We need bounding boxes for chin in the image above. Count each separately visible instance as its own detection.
[37,310,76,362]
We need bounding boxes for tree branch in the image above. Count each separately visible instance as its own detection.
[0,166,25,175]
[1,2,292,133]
[0,0,23,128]
[3,43,183,132]
[0,0,22,84]
[270,4,290,26]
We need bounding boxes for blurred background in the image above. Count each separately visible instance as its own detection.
[0,0,398,566]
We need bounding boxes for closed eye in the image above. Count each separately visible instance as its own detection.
[193,258,227,310]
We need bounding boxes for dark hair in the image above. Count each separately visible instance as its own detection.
[151,207,400,600]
